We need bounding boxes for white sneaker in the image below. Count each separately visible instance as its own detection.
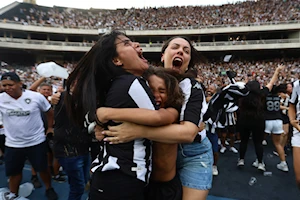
[277,162,289,172]
[234,140,241,144]
[225,140,230,146]
[220,146,226,153]
[212,165,219,176]
[252,159,258,168]
[257,162,266,172]
[0,192,29,200]
[218,138,221,145]
[262,140,267,146]
[229,147,238,153]
[237,159,244,167]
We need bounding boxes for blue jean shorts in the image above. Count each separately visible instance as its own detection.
[177,137,213,190]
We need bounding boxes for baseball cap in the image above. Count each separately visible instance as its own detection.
[1,72,21,82]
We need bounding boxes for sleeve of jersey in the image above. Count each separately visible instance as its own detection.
[106,75,158,110]
[179,78,205,126]
[261,87,270,96]
[37,93,51,112]
[128,78,157,110]
[289,80,299,105]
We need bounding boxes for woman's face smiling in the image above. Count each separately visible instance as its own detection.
[148,75,167,108]
[161,38,191,75]
[114,35,148,76]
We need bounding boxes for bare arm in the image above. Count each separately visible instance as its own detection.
[289,103,300,132]
[96,107,179,126]
[266,65,284,91]
[29,77,47,91]
[101,121,198,144]
[45,108,54,135]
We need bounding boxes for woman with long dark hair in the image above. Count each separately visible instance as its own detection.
[237,65,284,171]
[65,31,179,200]
[99,36,213,200]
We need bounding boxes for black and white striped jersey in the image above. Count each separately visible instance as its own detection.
[204,82,249,133]
[91,74,157,183]
[179,78,207,139]
[280,95,290,115]
[225,101,238,126]
[289,80,300,134]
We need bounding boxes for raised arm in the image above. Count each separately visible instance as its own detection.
[29,77,47,91]
[96,107,179,126]
[266,64,284,91]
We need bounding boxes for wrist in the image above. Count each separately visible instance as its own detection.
[95,112,106,128]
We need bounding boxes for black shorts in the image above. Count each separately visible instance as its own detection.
[0,135,5,153]
[145,175,182,200]
[281,114,290,125]
[89,170,145,200]
[5,141,48,176]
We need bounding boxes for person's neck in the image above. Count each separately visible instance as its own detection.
[10,91,22,100]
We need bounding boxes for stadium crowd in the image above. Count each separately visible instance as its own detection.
[0,0,299,30]
[0,54,300,200]
[1,58,299,90]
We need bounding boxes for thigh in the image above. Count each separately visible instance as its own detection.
[4,146,26,176]
[182,187,209,200]
[27,142,48,172]
[272,134,282,145]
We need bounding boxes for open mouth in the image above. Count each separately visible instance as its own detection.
[156,101,161,107]
[138,51,148,63]
[172,57,183,68]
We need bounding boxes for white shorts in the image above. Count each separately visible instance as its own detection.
[292,132,300,147]
[265,119,283,134]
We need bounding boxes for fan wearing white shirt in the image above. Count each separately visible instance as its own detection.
[0,72,58,200]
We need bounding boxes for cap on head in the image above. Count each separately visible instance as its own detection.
[1,72,21,82]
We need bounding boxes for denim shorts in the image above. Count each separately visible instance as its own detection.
[176,137,213,190]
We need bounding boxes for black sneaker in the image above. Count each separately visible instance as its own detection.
[31,176,42,188]
[52,174,66,183]
[58,170,67,177]
[45,188,58,200]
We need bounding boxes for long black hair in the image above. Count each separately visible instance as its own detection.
[65,30,128,126]
[239,80,265,117]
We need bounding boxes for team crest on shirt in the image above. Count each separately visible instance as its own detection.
[24,98,31,104]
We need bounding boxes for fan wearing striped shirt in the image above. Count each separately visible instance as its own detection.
[99,36,213,200]
[65,31,182,200]
[96,67,184,200]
